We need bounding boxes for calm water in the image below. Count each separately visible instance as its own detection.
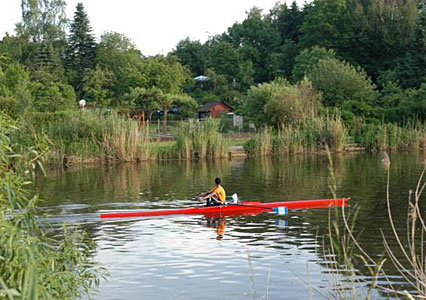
[35,152,426,300]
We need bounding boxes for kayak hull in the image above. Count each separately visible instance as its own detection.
[100,198,349,218]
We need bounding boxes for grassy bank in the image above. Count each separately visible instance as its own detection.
[244,116,425,156]
[11,110,425,164]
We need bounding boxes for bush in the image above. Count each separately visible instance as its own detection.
[307,57,378,107]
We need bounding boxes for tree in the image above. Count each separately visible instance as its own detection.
[346,0,417,78]
[264,78,322,126]
[269,1,304,43]
[139,56,193,133]
[32,80,76,112]
[307,57,377,107]
[99,31,137,52]
[392,6,426,88]
[226,7,281,83]
[66,2,96,99]
[33,40,64,82]
[96,32,145,104]
[300,0,354,57]
[143,55,191,94]
[292,46,336,82]
[243,80,282,125]
[172,38,207,76]
[82,66,114,106]
[156,92,197,133]
[127,87,160,125]
[17,0,68,42]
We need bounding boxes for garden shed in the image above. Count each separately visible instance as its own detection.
[197,101,233,119]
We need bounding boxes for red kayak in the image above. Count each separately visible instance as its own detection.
[100,198,349,218]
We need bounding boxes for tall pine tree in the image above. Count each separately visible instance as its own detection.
[66,2,96,98]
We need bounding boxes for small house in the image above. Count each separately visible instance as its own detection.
[198,101,233,119]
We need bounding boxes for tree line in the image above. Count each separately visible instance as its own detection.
[1,0,425,129]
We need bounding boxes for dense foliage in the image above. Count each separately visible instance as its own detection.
[0,112,104,298]
[1,0,425,139]
[2,0,426,127]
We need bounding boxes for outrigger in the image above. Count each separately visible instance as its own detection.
[100,198,349,218]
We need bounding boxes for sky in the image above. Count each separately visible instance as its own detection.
[0,0,305,56]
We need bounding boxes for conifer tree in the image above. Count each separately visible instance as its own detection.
[66,2,96,98]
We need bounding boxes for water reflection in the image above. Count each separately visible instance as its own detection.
[34,152,426,299]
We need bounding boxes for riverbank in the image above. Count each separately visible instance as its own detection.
[9,111,425,166]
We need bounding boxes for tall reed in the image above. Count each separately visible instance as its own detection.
[102,114,152,161]
[0,112,105,299]
[244,127,274,156]
[245,115,348,156]
[174,118,228,159]
[23,111,154,163]
[359,122,426,151]
[322,149,426,299]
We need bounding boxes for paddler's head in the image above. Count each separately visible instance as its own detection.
[215,177,221,185]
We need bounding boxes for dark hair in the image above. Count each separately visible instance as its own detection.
[215,177,221,185]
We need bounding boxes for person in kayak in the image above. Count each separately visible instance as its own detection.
[199,177,226,206]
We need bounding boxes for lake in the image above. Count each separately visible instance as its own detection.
[35,152,426,300]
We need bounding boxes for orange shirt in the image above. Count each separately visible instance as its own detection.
[213,184,226,203]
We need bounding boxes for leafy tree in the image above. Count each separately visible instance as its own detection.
[82,65,114,106]
[172,38,207,76]
[17,0,68,42]
[300,0,354,58]
[264,78,322,126]
[346,0,417,77]
[292,46,336,82]
[66,2,96,99]
[226,7,281,83]
[392,6,426,88]
[243,80,281,125]
[157,92,197,133]
[143,55,192,94]
[32,80,76,112]
[307,57,377,107]
[99,31,137,52]
[0,60,33,115]
[127,87,160,121]
[96,32,145,104]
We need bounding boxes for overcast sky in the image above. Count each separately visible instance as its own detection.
[0,0,309,56]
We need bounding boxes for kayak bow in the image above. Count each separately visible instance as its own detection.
[100,198,349,218]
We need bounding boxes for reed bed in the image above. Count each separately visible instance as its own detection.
[102,114,152,162]
[174,118,228,159]
[25,111,154,163]
[359,122,426,151]
[245,115,348,156]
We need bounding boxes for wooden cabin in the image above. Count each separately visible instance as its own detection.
[197,101,233,119]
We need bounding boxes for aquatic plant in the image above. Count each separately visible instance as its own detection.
[358,121,425,151]
[322,149,426,299]
[244,115,348,155]
[0,112,105,299]
[174,118,228,159]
